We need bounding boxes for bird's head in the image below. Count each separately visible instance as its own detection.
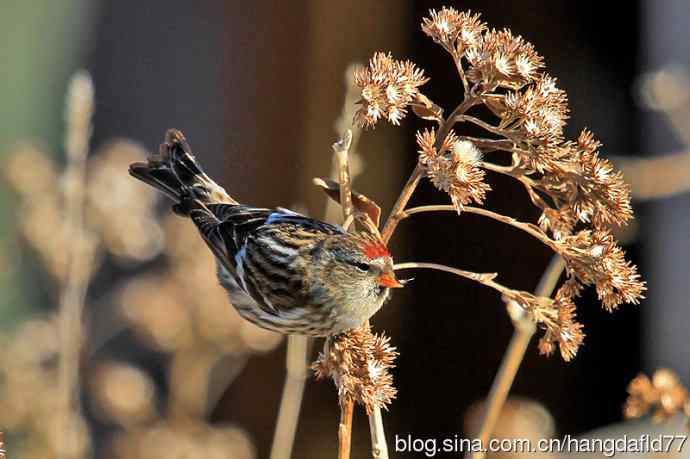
[314,234,402,296]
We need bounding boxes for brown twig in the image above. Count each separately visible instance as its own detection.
[338,400,354,459]
[335,130,357,459]
[381,95,480,244]
[380,164,424,243]
[469,254,566,459]
[270,335,310,459]
[393,262,511,297]
[399,205,559,253]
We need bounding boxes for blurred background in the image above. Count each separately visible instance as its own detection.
[1,1,689,458]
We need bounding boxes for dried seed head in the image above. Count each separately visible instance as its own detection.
[535,290,585,361]
[421,8,486,57]
[555,230,646,312]
[466,28,544,89]
[504,74,569,148]
[417,129,490,211]
[354,53,429,128]
[624,369,690,423]
[312,324,398,414]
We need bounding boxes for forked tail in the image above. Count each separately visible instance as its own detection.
[128,129,236,213]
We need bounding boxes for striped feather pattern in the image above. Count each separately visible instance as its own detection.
[130,129,394,336]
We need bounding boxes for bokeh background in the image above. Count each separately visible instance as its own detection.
[1,1,689,458]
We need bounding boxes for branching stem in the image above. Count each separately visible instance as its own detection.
[399,205,560,253]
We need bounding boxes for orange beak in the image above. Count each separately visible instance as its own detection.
[378,272,403,288]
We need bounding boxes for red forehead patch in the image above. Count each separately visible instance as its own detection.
[363,241,390,260]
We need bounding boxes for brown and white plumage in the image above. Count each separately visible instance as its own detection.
[129,129,402,336]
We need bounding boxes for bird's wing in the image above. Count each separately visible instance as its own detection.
[201,204,345,315]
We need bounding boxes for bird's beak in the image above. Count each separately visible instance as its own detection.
[378,271,403,288]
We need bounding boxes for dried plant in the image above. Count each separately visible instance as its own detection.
[624,369,690,429]
[0,8,657,459]
[313,323,398,415]
[307,6,646,458]
[351,6,644,361]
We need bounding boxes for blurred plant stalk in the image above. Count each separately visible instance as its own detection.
[469,255,565,459]
[57,71,96,459]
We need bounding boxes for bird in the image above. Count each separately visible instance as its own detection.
[129,129,402,336]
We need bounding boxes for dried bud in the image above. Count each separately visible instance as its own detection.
[417,129,490,211]
[313,324,398,414]
[624,369,690,424]
[556,230,646,311]
[466,29,544,89]
[421,7,486,57]
[354,53,429,128]
[504,74,569,148]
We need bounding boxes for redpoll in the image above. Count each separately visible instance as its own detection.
[129,129,402,336]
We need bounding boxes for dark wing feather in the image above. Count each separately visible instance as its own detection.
[207,204,344,260]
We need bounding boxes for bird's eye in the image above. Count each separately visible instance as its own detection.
[350,261,370,272]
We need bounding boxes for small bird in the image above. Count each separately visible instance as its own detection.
[129,129,402,336]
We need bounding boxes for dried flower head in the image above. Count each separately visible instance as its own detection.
[504,74,569,147]
[354,52,429,128]
[503,286,584,361]
[466,29,544,89]
[421,7,486,57]
[535,289,585,361]
[313,324,398,414]
[556,230,646,312]
[417,128,490,211]
[624,369,690,426]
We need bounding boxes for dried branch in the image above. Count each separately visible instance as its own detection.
[468,255,565,459]
[381,96,480,243]
[400,205,559,252]
[270,335,310,459]
[334,130,356,459]
[338,400,354,459]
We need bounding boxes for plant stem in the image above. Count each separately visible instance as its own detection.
[381,96,481,244]
[457,114,516,138]
[270,335,310,459]
[368,407,389,459]
[468,254,565,459]
[58,71,95,459]
[399,205,559,253]
[338,400,355,459]
[337,130,356,459]
[435,97,482,150]
[454,57,470,95]
[459,136,514,153]
[381,164,424,243]
[334,130,354,219]
[393,262,512,297]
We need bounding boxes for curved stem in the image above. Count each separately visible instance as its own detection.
[393,262,512,297]
[399,205,559,253]
[380,164,424,243]
[458,114,517,138]
[480,161,538,188]
[454,57,470,95]
[435,97,482,150]
[381,97,483,244]
[459,136,514,153]
[468,255,565,459]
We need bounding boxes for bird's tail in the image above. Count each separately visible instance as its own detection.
[129,129,237,214]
